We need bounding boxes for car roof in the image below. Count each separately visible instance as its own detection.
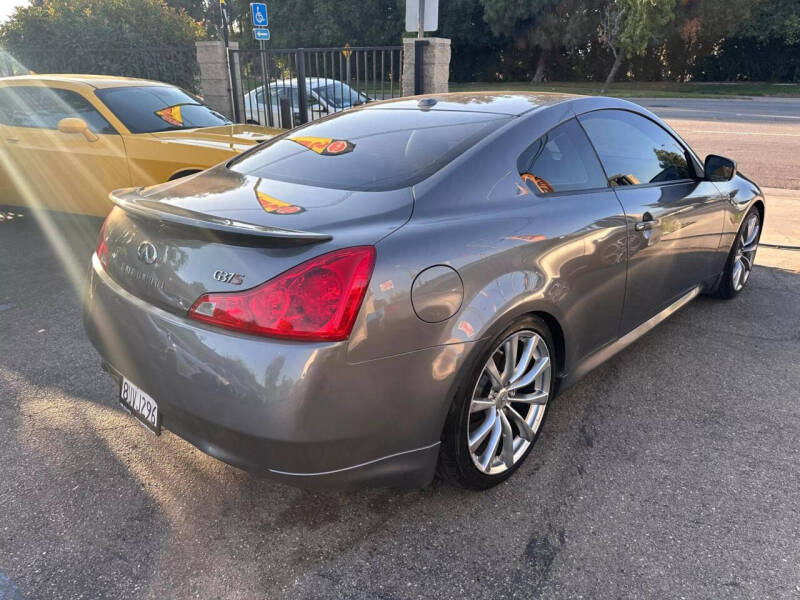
[362,92,582,116]
[256,78,345,88]
[0,74,170,89]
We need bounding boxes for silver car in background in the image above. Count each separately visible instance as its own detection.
[84,93,764,490]
[243,77,369,127]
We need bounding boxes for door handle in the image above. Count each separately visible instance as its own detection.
[635,217,660,231]
[5,137,19,144]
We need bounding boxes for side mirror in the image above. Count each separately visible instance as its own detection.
[704,154,736,182]
[57,117,98,142]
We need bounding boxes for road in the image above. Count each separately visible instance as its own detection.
[1,98,800,599]
[635,97,800,190]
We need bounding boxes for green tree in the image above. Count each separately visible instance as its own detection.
[224,0,403,49]
[662,0,756,81]
[598,0,675,92]
[743,0,800,45]
[480,0,600,82]
[0,0,204,88]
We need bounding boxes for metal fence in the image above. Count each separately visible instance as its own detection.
[231,46,403,128]
[1,47,200,93]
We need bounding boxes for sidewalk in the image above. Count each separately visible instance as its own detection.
[757,187,799,271]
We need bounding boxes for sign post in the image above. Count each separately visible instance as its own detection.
[250,2,272,126]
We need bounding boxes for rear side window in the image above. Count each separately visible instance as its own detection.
[0,86,115,133]
[517,118,608,194]
[579,109,693,186]
[230,109,510,191]
[95,86,231,133]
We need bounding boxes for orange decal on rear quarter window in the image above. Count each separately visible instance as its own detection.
[290,137,355,155]
[290,136,333,154]
[256,191,304,215]
[155,105,183,127]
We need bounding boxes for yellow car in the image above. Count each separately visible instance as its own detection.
[0,74,281,216]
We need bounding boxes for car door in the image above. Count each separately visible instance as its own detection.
[250,87,272,125]
[0,84,130,216]
[578,109,727,334]
[518,118,628,360]
[269,85,302,128]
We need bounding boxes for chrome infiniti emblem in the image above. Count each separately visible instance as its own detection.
[137,241,158,265]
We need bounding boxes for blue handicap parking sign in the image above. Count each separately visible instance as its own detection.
[250,2,268,27]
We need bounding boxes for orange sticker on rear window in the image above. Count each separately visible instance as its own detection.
[256,191,304,215]
[290,136,355,155]
[155,105,183,127]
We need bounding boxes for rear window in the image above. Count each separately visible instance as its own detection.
[95,86,231,133]
[229,109,510,191]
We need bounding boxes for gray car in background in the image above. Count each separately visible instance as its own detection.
[83,92,764,490]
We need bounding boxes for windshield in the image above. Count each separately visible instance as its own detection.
[311,83,368,109]
[230,108,509,191]
[95,86,231,133]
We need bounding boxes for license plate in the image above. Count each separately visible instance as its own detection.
[120,376,161,434]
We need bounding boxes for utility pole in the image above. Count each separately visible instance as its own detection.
[220,0,230,47]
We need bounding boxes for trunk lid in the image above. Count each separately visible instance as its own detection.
[147,124,281,152]
[101,165,412,314]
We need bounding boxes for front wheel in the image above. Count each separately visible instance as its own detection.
[715,207,761,299]
[438,316,556,490]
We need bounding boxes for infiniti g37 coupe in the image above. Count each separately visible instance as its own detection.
[84,93,764,490]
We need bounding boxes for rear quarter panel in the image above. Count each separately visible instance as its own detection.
[122,134,235,185]
[347,102,629,384]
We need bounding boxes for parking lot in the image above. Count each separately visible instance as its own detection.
[1,99,800,599]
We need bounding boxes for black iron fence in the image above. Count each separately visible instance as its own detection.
[230,46,403,128]
[1,47,200,93]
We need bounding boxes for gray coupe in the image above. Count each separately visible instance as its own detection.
[84,92,764,490]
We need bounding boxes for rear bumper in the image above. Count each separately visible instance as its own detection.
[83,255,463,489]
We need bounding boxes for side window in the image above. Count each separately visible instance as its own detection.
[269,87,300,110]
[579,109,693,186]
[517,118,608,194]
[0,86,115,134]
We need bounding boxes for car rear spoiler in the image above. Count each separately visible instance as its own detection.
[110,189,332,246]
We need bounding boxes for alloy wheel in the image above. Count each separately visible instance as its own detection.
[732,212,760,291]
[467,330,551,475]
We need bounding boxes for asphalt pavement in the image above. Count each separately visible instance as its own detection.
[2,98,800,600]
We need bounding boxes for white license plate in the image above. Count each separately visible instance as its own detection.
[120,376,160,434]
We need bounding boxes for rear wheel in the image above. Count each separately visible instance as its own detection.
[168,170,201,181]
[715,207,761,299]
[439,315,555,490]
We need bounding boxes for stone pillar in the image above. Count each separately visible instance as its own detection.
[402,37,451,97]
[196,40,240,120]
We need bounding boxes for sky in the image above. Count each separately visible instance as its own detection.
[0,0,28,24]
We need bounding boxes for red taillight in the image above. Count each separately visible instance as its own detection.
[96,218,109,269]
[187,246,376,341]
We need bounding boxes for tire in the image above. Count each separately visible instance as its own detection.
[168,170,201,181]
[438,315,556,490]
[714,206,762,299]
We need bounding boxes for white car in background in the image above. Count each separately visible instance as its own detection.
[243,77,369,127]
